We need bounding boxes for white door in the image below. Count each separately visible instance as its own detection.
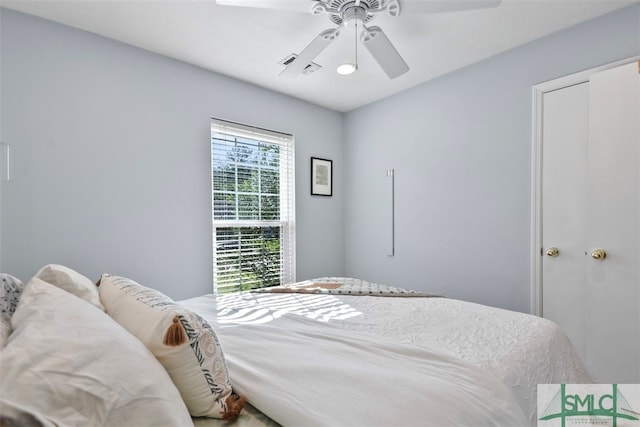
[541,82,589,362]
[585,62,639,383]
[540,61,639,383]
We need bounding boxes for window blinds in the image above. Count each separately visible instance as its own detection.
[211,118,295,293]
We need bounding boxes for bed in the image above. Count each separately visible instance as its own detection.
[0,267,590,427]
[184,278,590,426]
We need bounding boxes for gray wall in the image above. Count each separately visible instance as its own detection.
[344,4,640,313]
[0,8,345,299]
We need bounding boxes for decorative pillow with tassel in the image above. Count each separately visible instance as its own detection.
[97,274,245,420]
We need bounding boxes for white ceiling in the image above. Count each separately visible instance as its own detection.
[1,0,636,112]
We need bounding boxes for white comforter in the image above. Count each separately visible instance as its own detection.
[183,294,529,427]
[183,278,590,426]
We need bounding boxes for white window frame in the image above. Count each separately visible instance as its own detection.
[211,118,295,293]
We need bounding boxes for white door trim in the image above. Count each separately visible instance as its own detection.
[530,56,640,316]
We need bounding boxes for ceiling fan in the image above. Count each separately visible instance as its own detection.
[215,0,501,79]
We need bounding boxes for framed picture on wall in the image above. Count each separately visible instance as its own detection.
[311,157,332,196]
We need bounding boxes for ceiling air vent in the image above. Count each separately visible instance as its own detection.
[279,54,322,75]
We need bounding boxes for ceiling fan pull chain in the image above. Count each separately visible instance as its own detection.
[355,20,359,70]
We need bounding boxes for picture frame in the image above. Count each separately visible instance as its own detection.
[310,157,333,196]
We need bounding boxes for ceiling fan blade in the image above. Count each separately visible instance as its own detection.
[361,26,409,79]
[215,0,318,13]
[399,0,501,14]
[280,28,340,78]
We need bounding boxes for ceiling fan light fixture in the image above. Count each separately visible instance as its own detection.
[337,63,357,75]
[337,9,361,76]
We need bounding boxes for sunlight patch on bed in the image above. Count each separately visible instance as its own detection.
[216,293,362,325]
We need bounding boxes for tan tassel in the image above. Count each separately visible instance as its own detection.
[162,316,187,346]
[221,392,246,421]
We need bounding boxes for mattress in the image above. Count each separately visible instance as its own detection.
[183,277,589,426]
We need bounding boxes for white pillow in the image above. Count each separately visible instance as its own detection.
[0,273,24,349]
[0,277,193,427]
[35,264,104,311]
[98,274,245,420]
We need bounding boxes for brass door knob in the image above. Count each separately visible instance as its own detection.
[545,247,559,257]
[591,248,606,260]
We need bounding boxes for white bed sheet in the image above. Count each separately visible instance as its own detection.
[193,403,279,427]
[182,278,589,426]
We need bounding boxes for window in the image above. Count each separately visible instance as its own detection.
[211,119,295,294]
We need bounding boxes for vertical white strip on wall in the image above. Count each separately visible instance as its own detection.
[386,169,394,257]
[0,143,11,182]
[0,142,8,273]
